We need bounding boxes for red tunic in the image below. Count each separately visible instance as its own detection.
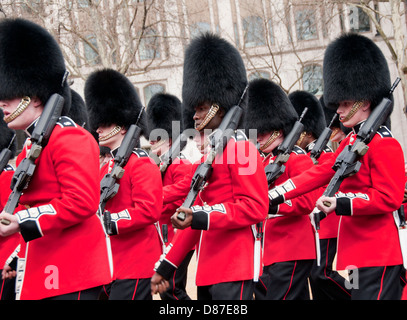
[272,126,405,269]
[263,146,317,266]
[160,154,192,245]
[12,117,112,300]
[0,169,20,269]
[101,148,163,280]
[160,132,269,286]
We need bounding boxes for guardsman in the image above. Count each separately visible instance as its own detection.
[269,33,406,300]
[0,109,18,300]
[0,18,112,300]
[151,33,269,300]
[85,68,163,300]
[290,92,351,300]
[147,92,194,300]
[245,79,317,300]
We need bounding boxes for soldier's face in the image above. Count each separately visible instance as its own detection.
[96,124,126,150]
[0,97,43,130]
[337,100,371,128]
[257,130,284,154]
[193,102,224,131]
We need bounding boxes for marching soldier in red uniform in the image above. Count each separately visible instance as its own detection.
[269,33,406,300]
[0,18,112,300]
[246,79,317,300]
[151,33,269,300]
[85,68,163,300]
[0,109,18,300]
[289,90,351,300]
[147,92,194,300]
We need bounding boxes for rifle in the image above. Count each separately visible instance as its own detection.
[176,104,244,221]
[99,124,141,234]
[309,114,338,164]
[159,132,188,177]
[0,134,16,173]
[310,77,401,265]
[264,107,308,187]
[1,93,65,225]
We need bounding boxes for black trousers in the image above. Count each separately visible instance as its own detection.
[197,280,254,300]
[263,260,314,300]
[160,249,194,300]
[309,238,351,300]
[43,285,103,300]
[103,278,152,300]
[347,265,406,300]
[0,272,15,300]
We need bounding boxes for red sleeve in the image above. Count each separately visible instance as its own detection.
[191,140,269,230]
[112,156,163,233]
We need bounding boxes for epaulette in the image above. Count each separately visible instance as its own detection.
[323,145,333,153]
[132,148,149,158]
[291,145,306,155]
[377,126,393,138]
[3,164,14,172]
[231,129,248,142]
[57,116,77,128]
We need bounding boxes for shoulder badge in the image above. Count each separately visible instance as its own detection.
[57,116,77,128]
[132,148,149,158]
[377,125,393,138]
[291,145,306,155]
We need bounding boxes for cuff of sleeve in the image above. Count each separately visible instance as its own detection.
[16,211,42,242]
[335,197,352,216]
[155,259,177,280]
[191,208,209,230]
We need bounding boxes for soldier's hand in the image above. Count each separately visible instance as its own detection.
[151,272,169,295]
[316,196,336,214]
[2,265,16,280]
[171,207,193,230]
[0,212,19,237]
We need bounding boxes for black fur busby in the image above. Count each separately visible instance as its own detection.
[84,68,147,136]
[68,89,89,131]
[245,78,297,136]
[146,93,183,140]
[0,109,16,158]
[323,33,391,111]
[182,33,247,129]
[0,18,71,115]
[288,90,325,138]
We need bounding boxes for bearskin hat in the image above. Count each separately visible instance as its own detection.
[68,89,89,131]
[84,68,147,136]
[182,33,247,128]
[288,90,325,138]
[323,33,391,111]
[0,109,16,158]
[245,78,297,136]
[0,18,71,115]
[146,93,183,140]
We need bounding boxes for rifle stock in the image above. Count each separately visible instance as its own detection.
[264,107,308,187]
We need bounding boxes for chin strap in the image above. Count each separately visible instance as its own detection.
[99,125,122,142]
[260,130,281,152]
[341,101,364,123]
[4,97,31,124]
[195,104,220,131]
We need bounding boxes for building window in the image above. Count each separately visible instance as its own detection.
[139,28,161,61]
[349,6,371,33]
[84,35,100,66]
[190,22,211,38]
[144,83,165,106]
[303,65,323,95]
[243,16,265,48]
[294,8,318,41]
[248,71,270,81]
